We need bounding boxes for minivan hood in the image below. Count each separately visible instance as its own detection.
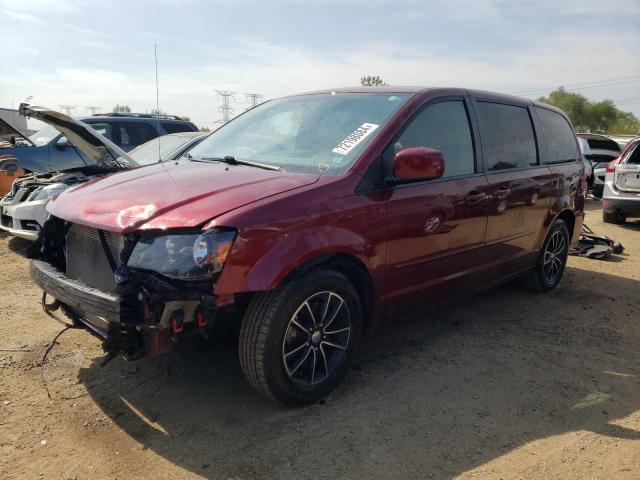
[47,159,320,232]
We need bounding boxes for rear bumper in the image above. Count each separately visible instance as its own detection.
[603,197,640,216]
[603,179,640,216]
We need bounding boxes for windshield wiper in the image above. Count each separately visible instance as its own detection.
[191,155,281,171]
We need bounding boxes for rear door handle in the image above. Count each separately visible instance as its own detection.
[465,191,487,204]
[494,187,510,198]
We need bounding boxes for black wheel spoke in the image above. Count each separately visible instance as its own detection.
[288,346,312,375]
[321,339,347,351]
[304,301,318,328]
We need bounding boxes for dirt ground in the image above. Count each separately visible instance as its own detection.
[1,199,639,480]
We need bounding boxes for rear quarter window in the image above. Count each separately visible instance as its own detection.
[475,102,538,171]
[161,122,197,134]
[118,122,159,149]
[535,107,579,163]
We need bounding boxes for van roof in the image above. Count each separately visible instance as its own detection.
[288,86,568,117]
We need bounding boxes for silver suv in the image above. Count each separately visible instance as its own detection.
[603,137,640,224]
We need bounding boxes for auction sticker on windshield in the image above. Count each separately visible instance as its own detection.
[332,123,379,155]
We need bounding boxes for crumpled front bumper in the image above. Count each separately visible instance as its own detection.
[30,259,132,336]
[30,257,221,360]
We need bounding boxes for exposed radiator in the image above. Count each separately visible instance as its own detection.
[65,224,123,293]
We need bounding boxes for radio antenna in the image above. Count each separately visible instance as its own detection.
[154,43,161,162]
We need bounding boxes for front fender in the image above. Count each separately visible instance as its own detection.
[214,225,376,296]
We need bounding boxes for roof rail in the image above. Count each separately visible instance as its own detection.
[92,112,186,120]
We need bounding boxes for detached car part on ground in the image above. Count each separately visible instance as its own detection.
[0,104,138,240]
[28,87,586,406]
[602,137,640,224]
[569,224,624,260]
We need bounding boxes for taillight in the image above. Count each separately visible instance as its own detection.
[606,159,620,173]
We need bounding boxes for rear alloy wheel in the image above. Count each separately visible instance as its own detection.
[603,209,626,225]
[239,269,363,406]
[524,219,570,293]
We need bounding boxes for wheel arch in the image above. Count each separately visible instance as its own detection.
[535,207,577,249]
[280,253,374,322]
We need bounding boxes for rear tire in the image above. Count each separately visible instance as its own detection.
[524,219,570,293]
[603,209,626,225]
[239,268,363,406]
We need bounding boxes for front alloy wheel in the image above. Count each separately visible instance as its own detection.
[282,291,351,386]
[239,269,363,405]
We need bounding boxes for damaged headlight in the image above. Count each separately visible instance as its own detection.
[30,183,69,201]
[127,228,237,280]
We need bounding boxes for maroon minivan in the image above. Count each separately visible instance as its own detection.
[29,87,586,405]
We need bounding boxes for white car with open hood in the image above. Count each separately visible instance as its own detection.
[0,104,137,240]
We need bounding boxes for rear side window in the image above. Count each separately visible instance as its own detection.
[88,122,114,141]
[162,122,195,134]
[476,102,537,171]
[392,100,475,178]
[535,107,579,163]
[118,122,158,149]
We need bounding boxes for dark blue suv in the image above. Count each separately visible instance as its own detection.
[1,113,198,173]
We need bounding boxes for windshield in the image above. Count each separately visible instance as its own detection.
[188,93,411,174]
[126,134,198,166]
[29,125,60,146]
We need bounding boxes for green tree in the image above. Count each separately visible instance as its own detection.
[149,108,166,116]
[360,75,388,87]
[112,104,131,113]
[610,111,640,135]
[200,126,211,132]
[538,87,640,134]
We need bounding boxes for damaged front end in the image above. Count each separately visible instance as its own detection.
[28,216,237,362]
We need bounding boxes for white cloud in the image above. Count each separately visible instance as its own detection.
[1,0,639,128]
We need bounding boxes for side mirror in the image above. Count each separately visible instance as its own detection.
[390,147,445,183]
[55,137,71,149]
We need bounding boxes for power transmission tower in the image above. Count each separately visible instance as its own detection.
[58,105,76,116]
[245,93,264,110]
[215,90,235,123]
[85,106,101,115]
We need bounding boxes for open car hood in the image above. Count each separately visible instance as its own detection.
[18,103,137,168]
[0,117,34,147]
[47,159,320,232]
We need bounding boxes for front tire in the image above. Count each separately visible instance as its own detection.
[524,219,570,293]
[239,269,363,406]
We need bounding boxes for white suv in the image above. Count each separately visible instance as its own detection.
[603,138,640,224]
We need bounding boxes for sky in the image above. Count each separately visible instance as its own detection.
[1,0,639,130]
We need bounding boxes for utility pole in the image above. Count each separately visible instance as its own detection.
[58,105,76,116]
[85,106,101,115]
[215,90,235,123]
[245,93,264,110]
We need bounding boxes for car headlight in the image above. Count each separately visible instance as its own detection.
[127,228,237,280]
[30,183,69,201]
